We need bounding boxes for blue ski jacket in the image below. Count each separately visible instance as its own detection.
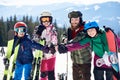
[12,35,44,64]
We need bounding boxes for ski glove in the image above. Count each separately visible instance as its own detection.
[58,44,68,53]
[36,25,46,36]
[49,44,56,54]
[42,45,49,53]
[3,57,9,65]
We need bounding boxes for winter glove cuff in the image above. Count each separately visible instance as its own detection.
[49,45,56,54]
[58,44,68,53]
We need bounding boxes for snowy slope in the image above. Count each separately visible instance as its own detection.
[0,56,4,80]
[0,47,6,80]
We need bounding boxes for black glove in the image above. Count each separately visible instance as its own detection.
[42,45,49,53]
[49,44,56,54]
[58,44,68,53]
[3,57,9,65]
[36,25,46,36]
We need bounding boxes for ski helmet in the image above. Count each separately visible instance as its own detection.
[84,21,99,31]
[14,22,27,33]
[40,11,53,24]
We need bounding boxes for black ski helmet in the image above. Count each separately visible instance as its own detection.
[68,11,83,24]
[40,11,53,24]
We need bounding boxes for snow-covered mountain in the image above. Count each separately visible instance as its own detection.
[0,1,120,33]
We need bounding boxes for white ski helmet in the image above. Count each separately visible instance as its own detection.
[40,11,53,24]
[41,11,52,16]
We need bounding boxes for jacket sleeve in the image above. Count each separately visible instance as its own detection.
[58,42,90,53]
[31,40,45,50]
[79,37,91,45]
[66,42,90,51]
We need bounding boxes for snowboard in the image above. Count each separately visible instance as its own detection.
[105,29,120,79]
[108,52,119,72]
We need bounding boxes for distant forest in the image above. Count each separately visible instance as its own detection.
[0,15,67,46]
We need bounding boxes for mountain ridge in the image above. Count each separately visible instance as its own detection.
[0,1,120,33]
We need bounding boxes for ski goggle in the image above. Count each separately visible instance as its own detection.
[41,17,50,22]
[14,27,26,33]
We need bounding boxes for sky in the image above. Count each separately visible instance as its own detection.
[0,0,120,6]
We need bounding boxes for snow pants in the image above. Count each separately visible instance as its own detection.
[14,61,32,80]
[93,68,113,80]
[40,57,56,80]
[72,63,91,80]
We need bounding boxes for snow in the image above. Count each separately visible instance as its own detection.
[0,47,7,80]
[55,51,73,80]
[0,47,120,80]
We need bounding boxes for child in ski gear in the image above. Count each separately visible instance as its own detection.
[36,11,57,80]
[3,22,50,80]
[59,11,92,80]
[79,21,117,80]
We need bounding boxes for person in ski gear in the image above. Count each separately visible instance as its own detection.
[3,22,50,80]
[36,11,57,80]
[59,11,92,80]
[81,21,114,80]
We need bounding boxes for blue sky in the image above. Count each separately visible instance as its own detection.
[0,0,120,6]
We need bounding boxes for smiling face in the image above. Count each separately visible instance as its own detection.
[87,28,97,37]
[42,21,51,27]
[15,27,26,37]
[41,17,51,27]
[17,32,25,37]
[70,17,80,30]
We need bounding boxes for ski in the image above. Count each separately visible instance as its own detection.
[3,60,9,80]
[30,40,45,80]
[3,39,20,80]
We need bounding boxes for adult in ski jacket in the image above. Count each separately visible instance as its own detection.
[36,11,57,80]
[3,22,49,80]
[59,11,92,80]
